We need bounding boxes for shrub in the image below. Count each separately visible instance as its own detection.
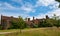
[0,25,2,30]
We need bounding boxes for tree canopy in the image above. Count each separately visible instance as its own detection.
[55,0,60,7]
[55,0,60,2]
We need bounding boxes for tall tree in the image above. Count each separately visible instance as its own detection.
[52,14,60,28]
[10,16,26,33]
[18,16,26,33]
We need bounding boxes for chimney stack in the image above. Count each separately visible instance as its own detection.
[11,16,13,18]
[33,17,34,20]
[28,18,30,21]
[46,15,49,19]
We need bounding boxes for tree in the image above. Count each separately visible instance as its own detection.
[45,19,54,27]
[10,16,26,33]
[55,0,60,7]
[8,18,20,29]
[55,0,60,2]
[17,16,26,33]
[55,19,60,28]
[38,19,53,27]
[52,14,60,28]
[9,19,20,29]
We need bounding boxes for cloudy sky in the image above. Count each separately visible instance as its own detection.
[0,0,60,19]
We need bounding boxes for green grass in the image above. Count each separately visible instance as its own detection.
[0,27,60,36]
[0,29,20,32]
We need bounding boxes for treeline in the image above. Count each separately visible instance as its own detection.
[0,14,60,30]
[33,14,60,28]
[8,14,60,29]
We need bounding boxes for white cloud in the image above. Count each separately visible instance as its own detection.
[50,8,60,16]
[21,6,33,12]
[36,8,60,19]
[35,0,59,7]
[0,2,16,9]
[20,2,35,13]
[1,1,35,13]
[20,6,35,13]
[4,2,15,9]
[49,1,59,9]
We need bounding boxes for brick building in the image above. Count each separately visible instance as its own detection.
[0,15,49,29]
[25,15,49,27]
[1,15,18,30]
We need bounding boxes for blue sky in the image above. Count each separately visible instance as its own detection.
[0,0,60,19]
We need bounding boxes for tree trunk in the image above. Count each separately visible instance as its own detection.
[20,29,21,33]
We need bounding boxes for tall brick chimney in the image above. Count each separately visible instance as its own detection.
[28,18,30,21]
[11,16,13,18]
[33,17,34,20]
[46,15,49,19]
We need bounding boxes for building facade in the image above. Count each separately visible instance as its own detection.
[0,15,49,29]
[1,15,18,29]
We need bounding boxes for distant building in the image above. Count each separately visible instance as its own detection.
[25,16,48,27]
[1,15,18,30]
[0,15,49,30]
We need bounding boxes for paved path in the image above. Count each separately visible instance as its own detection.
[0,32,11,34]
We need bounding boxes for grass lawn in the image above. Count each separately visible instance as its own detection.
[0,29,20,32]
[0,27,60,36]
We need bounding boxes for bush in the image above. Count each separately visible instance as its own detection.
[38,20,53,27]
[54,23,60,28]
[0,25,2,30]
[33,24,38,28]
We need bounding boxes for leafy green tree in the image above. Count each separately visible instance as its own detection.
[10,16,26,32]
[17,16,26,33]
[52,14,60,28]
[45,19,54,27]
[0,25,2,30]
[33,24,38,28]
[55,19,60,28]
[9,19,20,29]
[39,19,54,27]
[8,18,20,29]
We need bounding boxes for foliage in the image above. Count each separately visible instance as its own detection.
[17,16,26,29]
[54,19,60,28]
[0,25,2,30]
[38,19,53,27]
[55,0,60,2]
[9,19,19,29]
[52,14,60,28]
[55,0,60,7]
[9,16,26,29]
[33,24,38,28]
[7,14,60,29]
